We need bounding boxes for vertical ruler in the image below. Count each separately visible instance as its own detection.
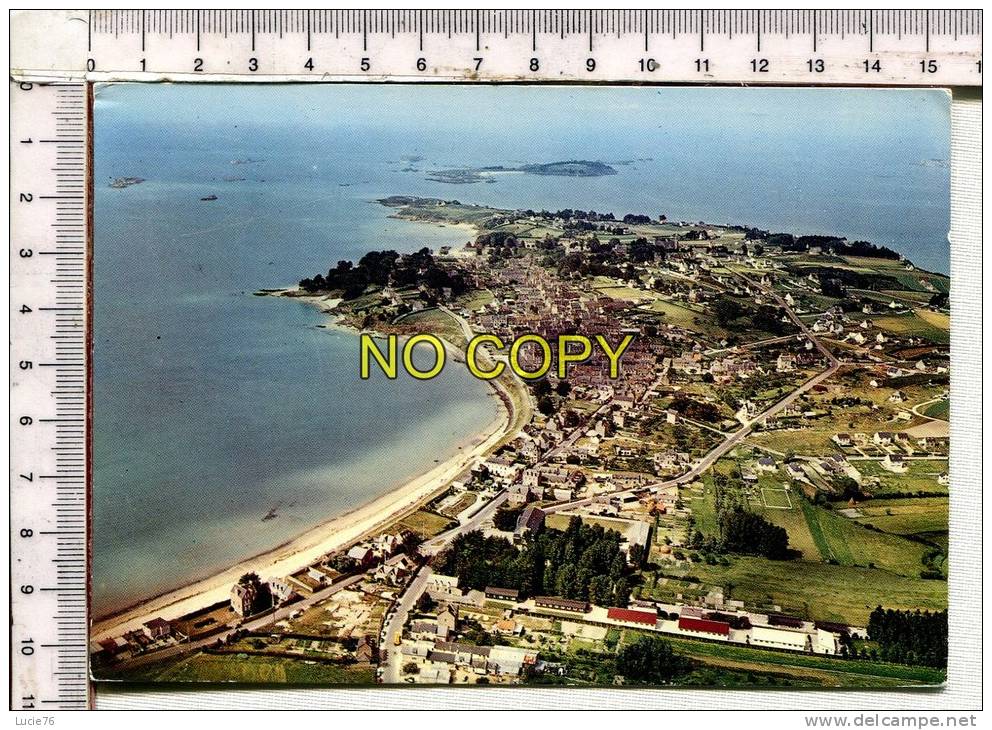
[9,81,91,710]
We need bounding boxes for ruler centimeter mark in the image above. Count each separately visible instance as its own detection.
[11,9,983,85]
[10,80,91,711]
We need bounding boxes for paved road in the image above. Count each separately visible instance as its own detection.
[910,395,950,422]
[372,271,843,666]
[420,490,508,557]
[704,333,801,356]
[380,566,434,684]
[547,276,841,511]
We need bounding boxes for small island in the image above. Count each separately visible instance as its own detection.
[109,176,145,189]
[427,159,617,184]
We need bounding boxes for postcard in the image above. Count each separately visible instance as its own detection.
[89,85,950,689]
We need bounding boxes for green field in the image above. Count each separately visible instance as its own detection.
[692,460,820,559]
[923,399,950,420]
[799,500,933,576]
[155,652,375,684]
[848,497,948,538]
[595,284,651,301]
[684,557,946,625]
[452,288,495,312]
[856,458,948,494]
[397,509,456,538]
[619,629,944,687]
[869,310,949,345]
[397,307,468,348]
[761,487,793,509]
[638,298,733,341]
[101,651,375,685]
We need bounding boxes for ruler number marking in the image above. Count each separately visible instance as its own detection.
[12,79,90,709]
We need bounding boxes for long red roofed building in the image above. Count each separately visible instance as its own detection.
[607,607,658,626]
[678,606,731,636]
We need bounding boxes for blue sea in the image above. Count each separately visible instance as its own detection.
[93,84,950,616]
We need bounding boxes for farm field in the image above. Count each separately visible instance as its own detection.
[155,652,374,684]
[618,629,945,687]
[855,458,948,494]
[638,298,736,342]
[761,486,793,508]
[868,310,949,345]
[597,285,651,301]
[799,500,934,576]
[845,497,948,538]
[684,557,946,625]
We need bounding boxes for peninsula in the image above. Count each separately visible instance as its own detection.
[93,195,949,688]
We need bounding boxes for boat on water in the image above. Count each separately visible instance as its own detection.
[200,194,218,201]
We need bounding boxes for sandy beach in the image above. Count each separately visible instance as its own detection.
[93,207,525,643]
[92,374,513,642]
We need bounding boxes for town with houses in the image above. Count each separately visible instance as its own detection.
[93,196,950,687]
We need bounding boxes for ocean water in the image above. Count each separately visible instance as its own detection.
[93,84,950,616]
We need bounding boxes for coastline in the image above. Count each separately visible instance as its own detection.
[92,294,521,642]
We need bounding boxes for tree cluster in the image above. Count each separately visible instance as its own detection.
[669,395,722,424]
[299,248,466,300]
[615,636,692,684]
[713,296,789,335]
[237,572,274,615]
[434,519,633,606]
[867,606,947,667]
[718,508,790,559]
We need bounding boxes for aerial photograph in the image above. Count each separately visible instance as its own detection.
[91,85,950,688]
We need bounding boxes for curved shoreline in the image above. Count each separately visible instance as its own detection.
[92,310,521,642]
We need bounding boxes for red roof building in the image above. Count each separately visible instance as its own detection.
[678,616,731,636]
[607,607,658,626]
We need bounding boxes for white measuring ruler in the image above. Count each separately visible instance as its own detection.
[10,9,984,84]
[10,80,91,710]
[7,8,982,712]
